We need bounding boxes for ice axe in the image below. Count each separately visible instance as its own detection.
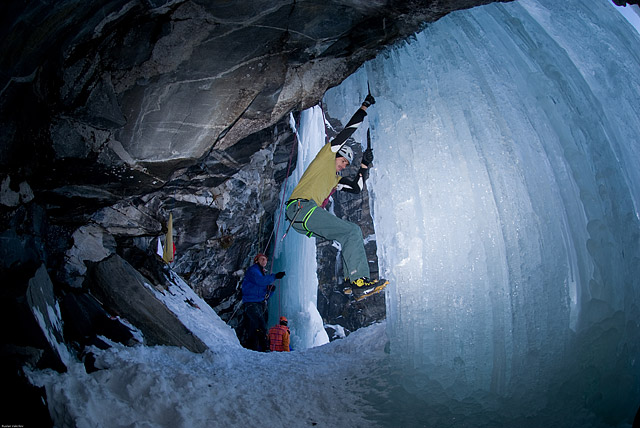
[365,81,374,162]
[362,128,375,171]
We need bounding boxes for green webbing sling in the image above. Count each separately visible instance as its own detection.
[301,206,317,237]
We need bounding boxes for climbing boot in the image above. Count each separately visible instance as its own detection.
[349,277,388,298]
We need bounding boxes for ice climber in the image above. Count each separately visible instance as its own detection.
[241,253,285,351]
[285,94,388,299]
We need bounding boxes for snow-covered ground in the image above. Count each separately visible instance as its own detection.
[28,272,391,428]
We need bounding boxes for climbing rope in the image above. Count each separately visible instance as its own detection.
[263,113,300,319]
[267,112,299,266]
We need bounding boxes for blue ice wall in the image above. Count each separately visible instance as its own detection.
[323,0,640,425]
[269,109,330,350]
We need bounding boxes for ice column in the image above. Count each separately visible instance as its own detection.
[269,107,330,350]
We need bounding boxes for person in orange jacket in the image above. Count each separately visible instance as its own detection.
[269,316,291,352]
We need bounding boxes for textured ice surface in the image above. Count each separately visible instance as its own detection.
[270,108,329,350]
[322,0,640,425]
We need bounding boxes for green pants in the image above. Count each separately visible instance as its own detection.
[286,199,370,281]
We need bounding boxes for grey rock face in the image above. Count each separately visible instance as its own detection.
[2,0,506,182]
[152,116,298,316]
[87,254,208,353]
[64,224,117,288]
[0,261,60,426]
[1,176,34,207]
[26,264,70,370]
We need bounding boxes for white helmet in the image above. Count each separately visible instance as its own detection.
[337,145,354,164]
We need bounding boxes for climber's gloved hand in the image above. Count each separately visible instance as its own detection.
[362,148,374,166]
[275,271,286,279]
[267,284,276,293]
[359,167,370,181]
[362,94,376,107]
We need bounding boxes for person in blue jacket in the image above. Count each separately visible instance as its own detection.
[241,253,285,351]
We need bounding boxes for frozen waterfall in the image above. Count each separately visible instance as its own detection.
[277,0,640,425]
[364,0,640,406]
[269,108,330,350]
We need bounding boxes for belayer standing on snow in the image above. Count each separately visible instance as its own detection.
[269,316,291,352]
[285,94,387,299]
[241,253,285,351]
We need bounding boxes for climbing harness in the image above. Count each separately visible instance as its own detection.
[281,199,302,241]
[300,205,317,238]
[283,198,317,238]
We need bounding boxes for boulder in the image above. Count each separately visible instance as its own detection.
[64,224,117,288]
[86,254,207,353]
[26,264,72,369]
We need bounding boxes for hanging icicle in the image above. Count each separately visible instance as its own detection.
[156,237,164,258]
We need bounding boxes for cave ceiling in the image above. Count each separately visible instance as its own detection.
[2,0,510,206]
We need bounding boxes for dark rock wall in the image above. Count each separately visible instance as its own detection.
[2,0,506,188]
[315,112,386,334]
[166,117,298,316]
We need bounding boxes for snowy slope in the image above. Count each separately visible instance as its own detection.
[27,268,390,428]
